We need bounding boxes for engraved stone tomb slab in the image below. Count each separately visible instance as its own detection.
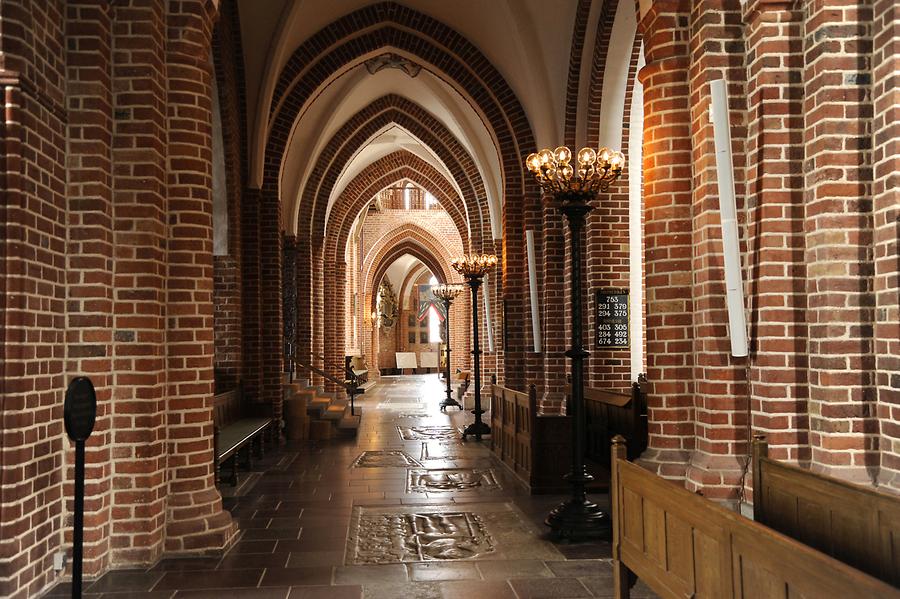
[398,426,459,440]
[406,468,500,493]
[351,450,422,468]
[346,503,563,565]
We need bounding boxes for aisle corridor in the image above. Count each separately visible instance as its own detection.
[49,376,655,599]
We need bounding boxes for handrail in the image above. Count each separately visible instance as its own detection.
[296,361,347,387]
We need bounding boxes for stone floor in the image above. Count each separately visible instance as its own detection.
[47,375,656,599]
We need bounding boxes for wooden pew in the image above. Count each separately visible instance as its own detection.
[576,374,648,464]
[489,380,570,493]
[752,435,900,587]
[610,436,900,598]
[213,383,275,486]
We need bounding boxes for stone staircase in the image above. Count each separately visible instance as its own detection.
[283,377,361,440]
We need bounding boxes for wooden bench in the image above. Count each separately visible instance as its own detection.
[213,384,275,486]
[610,435,900,598]
[752,435,900,587]
[490,380,571,493]
[576,374,648,464]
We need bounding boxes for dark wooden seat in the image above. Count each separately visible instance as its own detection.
[213,383,275,486]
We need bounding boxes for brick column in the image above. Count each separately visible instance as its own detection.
[683,0,749,501]
[66,0,114,576]
[259,190,283,418]
[295,237,312,376]
[803,0,877,483]
[636,0,696,479]
[743,0,809,465]
[872,0,900,491]
[0,2,68,594]
[313,243,326,388]
[110,0,169,563]
[164,0,236,553]
[241,187,261,401]
[282,233,297,377]
[501,196,528,391]
[541,202,569,412]
[325,257,348,387]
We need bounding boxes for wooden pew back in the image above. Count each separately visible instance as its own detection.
[752,436,900,586]
[611,437,900,599]
[214,386,242,429]
[490,381,570,493]
[579,375,648,464]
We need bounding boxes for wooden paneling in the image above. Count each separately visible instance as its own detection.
[581,376,648,464]
[753,436,900,587]
[490,383,570,493]
[612,437,900,599]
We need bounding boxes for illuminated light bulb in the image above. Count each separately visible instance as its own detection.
[538,148,554,165]
[526,153,542,172]
[560,164,574,180]
[554,146,572,164]
[609,151,625,168]
[577,147,597,166]
[544,167,557,180]
[598,147,612,164]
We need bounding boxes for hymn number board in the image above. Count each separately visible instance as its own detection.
[595,289,629,348]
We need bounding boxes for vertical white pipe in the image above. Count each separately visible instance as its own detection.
[628,46,646,381]
[483,274,494,353]
[710,78,748,357]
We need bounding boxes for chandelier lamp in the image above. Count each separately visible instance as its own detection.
[450,254,497,441]
[432,284,465,412]
[527,145,624,541]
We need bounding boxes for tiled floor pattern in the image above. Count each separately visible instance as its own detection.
[46,375,656,599]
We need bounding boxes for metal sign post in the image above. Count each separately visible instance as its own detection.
[63,377,97,599]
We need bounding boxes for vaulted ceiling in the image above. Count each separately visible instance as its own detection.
[237,0,579,240]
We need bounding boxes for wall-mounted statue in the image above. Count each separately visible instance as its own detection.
[378,280,399,329]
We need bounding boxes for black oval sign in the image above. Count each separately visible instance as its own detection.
[64,377,97,442]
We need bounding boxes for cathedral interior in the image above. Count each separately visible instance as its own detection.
[0,0,898,597]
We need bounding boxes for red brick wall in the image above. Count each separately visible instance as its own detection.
[0,1,235,594]
[211,0,246,393]
[0,1,68,595]
[65,0,114,580]
[872,0,900,491]
[633,0,900,500]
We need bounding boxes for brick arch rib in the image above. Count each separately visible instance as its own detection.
[267,3,540,390]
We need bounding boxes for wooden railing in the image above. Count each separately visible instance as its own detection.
[489,379,571,493]
[611,436,900,598]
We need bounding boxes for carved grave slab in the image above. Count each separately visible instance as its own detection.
[346,503,563,565]
[351,450,422,468]
[398,426,459,440]
[406,468,500,493]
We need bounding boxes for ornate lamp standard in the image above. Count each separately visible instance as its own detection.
[525,144,625,540]
[451,254,498,441]
[433,284,465,411]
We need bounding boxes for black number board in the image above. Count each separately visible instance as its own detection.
[595,288,629,349]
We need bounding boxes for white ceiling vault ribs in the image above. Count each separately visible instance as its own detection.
[239,0,577,240]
